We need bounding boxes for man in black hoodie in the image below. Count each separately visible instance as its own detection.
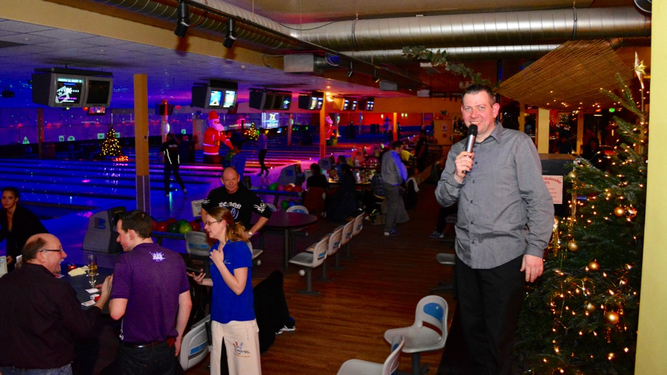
[160,133,187,196]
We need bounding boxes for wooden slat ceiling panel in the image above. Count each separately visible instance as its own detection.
[498,39,633,111]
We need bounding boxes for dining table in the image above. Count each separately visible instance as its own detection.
[254,211,318,268]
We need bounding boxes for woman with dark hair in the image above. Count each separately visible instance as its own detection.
[327,164,358,222]
[188,206,261,375]
[1,187,48,271]
[306,163,328,190]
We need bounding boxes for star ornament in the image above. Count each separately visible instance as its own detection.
[634,52,646,89]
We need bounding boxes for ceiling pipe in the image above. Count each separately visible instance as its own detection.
[343,44,562,64]
[293,7,651,51]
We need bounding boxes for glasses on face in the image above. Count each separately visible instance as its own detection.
[41,249,63,253]
[204,220,221,227]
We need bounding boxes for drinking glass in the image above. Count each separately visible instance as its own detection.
[86,254,98,288]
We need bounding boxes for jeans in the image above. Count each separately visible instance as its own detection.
[0,364,72,375]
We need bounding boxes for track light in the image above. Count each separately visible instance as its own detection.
[373,68,380,83]
[223,18,237,49]
[347,61,354,78]
[174,0,190,38]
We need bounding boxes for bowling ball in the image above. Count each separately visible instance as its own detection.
[178,222,192,234]
[276,184,285,191]
[284,184,294,192]
[293,185,303,193]
[189,220,201,231]
[156,221,169,232]
[280,200,290,210]
[268,183,279,191]
[166,218,177,225]
[177,219,189,226]
[152,219,158,231]
[167,222,180,233]
[288,200,296,207]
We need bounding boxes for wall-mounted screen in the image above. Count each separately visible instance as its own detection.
[192,81,238,110]
[84,77,113,107]
[222,90,236,109]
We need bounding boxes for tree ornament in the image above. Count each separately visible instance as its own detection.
[588,261,600,271]
[567,171,577,180]
[606,311,620,325]
[613,206,625,217]
[625,206,638,220]
[567,240,579,252]
[585,302,596,312]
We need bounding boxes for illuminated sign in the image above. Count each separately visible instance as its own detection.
[97,133,105,139]
[67,136,76,141]
[262,112,280,129]
[59,136,65,142]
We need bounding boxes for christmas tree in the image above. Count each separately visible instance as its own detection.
[101,126,122,157]
[244,122,259,141]
[516,72,647,374]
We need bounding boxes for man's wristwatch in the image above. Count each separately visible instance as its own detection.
[248,231,254,237]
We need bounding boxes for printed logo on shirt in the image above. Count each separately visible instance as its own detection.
[233,341,250,357]
[150,252,166,262]
[218,202,241,220]
[255,202,267,213]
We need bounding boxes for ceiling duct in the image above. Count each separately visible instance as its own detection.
[284,54,332,74]
[294,7,650,51]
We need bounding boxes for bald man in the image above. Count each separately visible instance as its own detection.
[0,233,112,374]
[201,167,271,241]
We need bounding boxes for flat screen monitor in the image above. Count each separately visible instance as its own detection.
[222,90,237,109]
[32,72,86,107]
[349,99,358,111]
[360,98,375,111]
[249,90,267,110]
[84,77,113,107]
[208,89,223,107]
[342,98,350,111]
[280,94,292,110]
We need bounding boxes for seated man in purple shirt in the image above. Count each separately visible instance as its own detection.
[107,210,192,374]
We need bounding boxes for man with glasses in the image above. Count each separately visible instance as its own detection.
[0,233,112,375]
[201,167,271,240]
[106,209,192,374]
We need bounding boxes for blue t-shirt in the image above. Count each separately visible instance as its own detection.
[111,243,190,343]
[210,240,254,324]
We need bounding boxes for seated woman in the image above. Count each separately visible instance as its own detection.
[1,187,48,271]
[326,164,358,222]
[304,163,329,216]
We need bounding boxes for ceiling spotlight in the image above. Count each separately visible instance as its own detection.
[223,18,237,49]
[373,68,380,83]
[347,61,354,78]
[174,0,190,38]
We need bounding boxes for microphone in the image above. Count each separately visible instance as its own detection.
[463,125,477,174]
[464,125,478,153]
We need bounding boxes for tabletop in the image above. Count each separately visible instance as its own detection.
[258,211,318,229]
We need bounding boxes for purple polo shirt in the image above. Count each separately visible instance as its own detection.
[111,242,190,343]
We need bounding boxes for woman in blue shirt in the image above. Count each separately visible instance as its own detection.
[189,206,261,375]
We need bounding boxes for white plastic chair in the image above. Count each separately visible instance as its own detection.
[286,205,309,214]
[323,225,345,274]
[288,235,328,295]
[384,296,449,375]
[179,314,210,370]
[340,219,355,259]
[266,203,278,212]
[185,231,211,275]
[352,212,364,237]
[190,199,205,218]
[246,240,264,266]
[430,253,456,293]
[337,335,405,375]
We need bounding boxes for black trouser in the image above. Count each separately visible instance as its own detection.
[110,341,177,375]
[164,163,185,193]
[258,149,268,174]
[455,255,525,375]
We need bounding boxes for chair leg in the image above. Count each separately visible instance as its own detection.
[332,252,345,269]
[412,353,428,375]
[298,268,320,295]
[342,243,357,260]
[316,260,334,282]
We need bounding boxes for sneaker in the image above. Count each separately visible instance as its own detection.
[276,324,296,335]
[429,231,445,239]
[384,229,398,236]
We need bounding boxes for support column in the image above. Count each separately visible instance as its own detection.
[636,1,667,373]
[392,112,398,141]
[576,113,585,155]
[536,108,550,154]
[319,103,326,159]
[37,107,44,158]
[518,102,525,133]
[134,74,151,214]
[287,113,293,146]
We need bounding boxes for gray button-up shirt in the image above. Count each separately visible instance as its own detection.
[435,123,554,269]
